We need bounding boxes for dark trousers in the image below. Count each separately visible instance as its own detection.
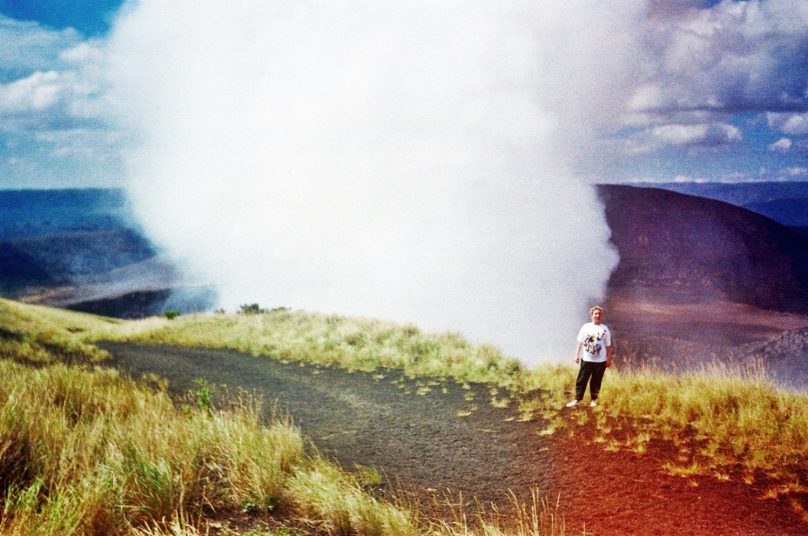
[575,361,607,401]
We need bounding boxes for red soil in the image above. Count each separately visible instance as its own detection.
[553,414,808,536]
[607,297,808,346]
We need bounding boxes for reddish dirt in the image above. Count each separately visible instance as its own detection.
[100,342,808,535]
[555,415,808,536]
[604,296,808,390]
[606,296,808,347]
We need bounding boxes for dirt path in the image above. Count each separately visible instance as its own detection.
[100,342,557,517]
[100,343,807,535]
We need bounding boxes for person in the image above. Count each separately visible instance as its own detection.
[566,305,613,408]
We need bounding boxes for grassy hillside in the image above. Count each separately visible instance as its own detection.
[0,299,114,365]
[1,299,807,533]
[0,300,563,535]
[90,306,808,484]
[7,298,805,481]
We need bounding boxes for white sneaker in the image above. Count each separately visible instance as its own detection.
[589,400,598,407]
[565,399,579,408]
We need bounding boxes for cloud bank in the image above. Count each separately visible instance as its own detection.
[633,0,808,117]
[615,0,808,158]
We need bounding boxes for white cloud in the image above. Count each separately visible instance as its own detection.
[625,0,808,127]
[767,112,808,135]
[59,42,104,64]
[0,67,107,133]
[601,0,808,171]
[786,166,808,177]
[768,137,792,153]
[627,83,664,113]
[0,22,106,127]
[0,14,123,188]
[622,121,742,154]
[652,123,741,146]
[772,137,808,155]
[2,2,805,191]
[673,174,707,183]
[0,15,81,74]
[0,71,62,112]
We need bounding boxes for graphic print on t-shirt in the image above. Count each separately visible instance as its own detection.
[583,332,604,356]
[577,322,611,362]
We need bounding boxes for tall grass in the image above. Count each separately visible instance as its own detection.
[0,364,565,536]
[0,299,567,535]
[0,361,305,534]
[287,458,419,536]
[91,306,808,480]
[96,309,526,388]
[0,299,112,365]
[604,363,808,473]
[3,298,807,530]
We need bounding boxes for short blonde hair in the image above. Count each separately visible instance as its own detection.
[589,305,603,315]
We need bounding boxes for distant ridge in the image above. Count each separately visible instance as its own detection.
[0,188,132,240]
[3,185,808,316]
[0,188,215,316]
[628,181,808,227]
[0,243,55,292]
[2,185,808,357]
[599,184,808,314]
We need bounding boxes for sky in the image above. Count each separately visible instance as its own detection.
[0,0,806,189]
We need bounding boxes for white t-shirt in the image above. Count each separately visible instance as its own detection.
[576,322,611,363]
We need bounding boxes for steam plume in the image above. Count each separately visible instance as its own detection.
[106,1,640,362]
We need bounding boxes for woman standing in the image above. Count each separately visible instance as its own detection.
[566,306,613,408]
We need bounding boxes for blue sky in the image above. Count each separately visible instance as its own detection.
[0,0,123,36]
[0,0,806,189]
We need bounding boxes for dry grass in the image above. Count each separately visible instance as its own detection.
[0,360,306,535]
[0,299,568,535]
[0,299,113,365]
[92,309,526,389]
[3,298,807,532]
[87,305,808,481]
[0,363,566,536]
[603,363,808,476]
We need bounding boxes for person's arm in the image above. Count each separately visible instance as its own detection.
[574,342,582,364]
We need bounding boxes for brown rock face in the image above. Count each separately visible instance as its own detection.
[598,185,808,380]
[599,184,808,314]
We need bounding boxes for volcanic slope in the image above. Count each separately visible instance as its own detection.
[600,184,808,314]
[0,188,215,316]
[100,342,808,535]
[599,184,808,381]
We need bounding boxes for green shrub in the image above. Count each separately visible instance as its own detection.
[239,303,265,315]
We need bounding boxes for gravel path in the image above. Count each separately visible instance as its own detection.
[99,342,556,516]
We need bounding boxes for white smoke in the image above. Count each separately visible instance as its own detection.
[105,1,641,362]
